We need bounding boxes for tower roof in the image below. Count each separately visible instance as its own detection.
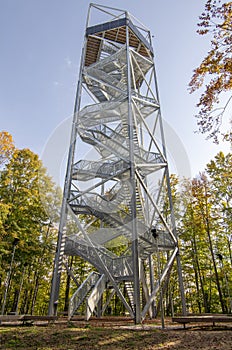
[85,17,153,67]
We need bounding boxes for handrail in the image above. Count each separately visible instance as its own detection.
[68,271,100,319]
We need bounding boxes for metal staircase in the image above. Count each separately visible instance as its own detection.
[65,235,133,279]
[49,4,186,323]
[69,272,106,319]
[86,274,107,320]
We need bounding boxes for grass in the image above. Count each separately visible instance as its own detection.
[0,321,231,350]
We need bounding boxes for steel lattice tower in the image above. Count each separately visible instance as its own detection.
[49,3,186,324]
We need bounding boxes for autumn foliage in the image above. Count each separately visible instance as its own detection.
[0,131,15,166]
[189,0,232,142]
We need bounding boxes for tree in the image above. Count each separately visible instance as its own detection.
[189,0,232,142]
[206,152,232,311]
[180,178,213,313]
[206,152,232,264]
[0,147,61,314]
[0,132,15,243]
[0,131,15,167]
[179,168,231,313]
[194,174,226,312]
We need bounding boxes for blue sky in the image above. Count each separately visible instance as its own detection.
[1,0,230,183]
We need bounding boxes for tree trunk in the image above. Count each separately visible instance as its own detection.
[227,236,232,267]
[64,256,74,312]
[31,272,40,315]
[191,238,202,313]
[204,190,225,313]
[192,232,210,312]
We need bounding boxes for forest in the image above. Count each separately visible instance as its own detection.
[0,130,231,317]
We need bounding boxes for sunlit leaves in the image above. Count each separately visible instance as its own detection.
[179,152,232,313]
[0,138,61,314]
[0,131,15,167]
[189,0,232,142]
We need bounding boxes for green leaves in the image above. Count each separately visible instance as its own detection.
[0,134,61,314]
[179,152,232,313]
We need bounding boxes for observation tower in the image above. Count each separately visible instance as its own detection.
[49,3,186,324]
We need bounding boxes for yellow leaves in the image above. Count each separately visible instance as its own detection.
[0,202,10,232]
[0,131,15,166]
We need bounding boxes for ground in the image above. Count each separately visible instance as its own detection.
[0,317,231,350]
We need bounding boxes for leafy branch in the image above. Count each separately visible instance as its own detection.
[189,0,232,142]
